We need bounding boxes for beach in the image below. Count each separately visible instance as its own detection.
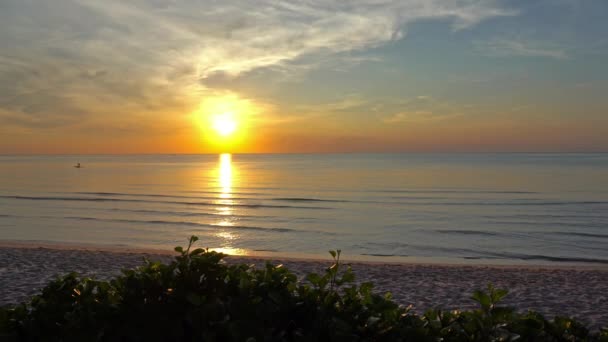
[1,243,607,330]
[3,1,608,338]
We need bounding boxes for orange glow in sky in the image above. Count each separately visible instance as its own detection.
[1,0,607,154]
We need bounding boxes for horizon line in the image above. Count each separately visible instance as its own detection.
[1,151,607,156]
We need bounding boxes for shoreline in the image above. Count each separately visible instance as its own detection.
[1,241,608,330]
[2,239,607,271]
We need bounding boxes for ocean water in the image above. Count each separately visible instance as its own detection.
[1,153,607,265]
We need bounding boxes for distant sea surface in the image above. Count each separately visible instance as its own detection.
[1,154,607,265]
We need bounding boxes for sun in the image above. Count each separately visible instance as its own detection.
[212,114,237,136]
[194,93,258,150]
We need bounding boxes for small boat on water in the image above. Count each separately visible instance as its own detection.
[74,163,82,168]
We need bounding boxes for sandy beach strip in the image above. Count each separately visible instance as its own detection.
[1,243,607,330]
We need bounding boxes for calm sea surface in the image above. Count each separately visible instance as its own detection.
[1,154,607,265]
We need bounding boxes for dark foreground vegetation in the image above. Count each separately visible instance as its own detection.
[1,236,606,341]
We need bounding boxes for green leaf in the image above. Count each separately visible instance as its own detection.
[189,248,205,256]
[471,290,491,308]
[306,273,322,286]
[339,269,355,284]
[491,288,508,303]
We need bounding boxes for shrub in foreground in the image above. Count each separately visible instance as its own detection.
[1,236,607,341]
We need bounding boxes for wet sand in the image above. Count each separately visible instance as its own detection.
[1,244,607,330]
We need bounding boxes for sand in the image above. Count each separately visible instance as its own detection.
[1,244,607,330]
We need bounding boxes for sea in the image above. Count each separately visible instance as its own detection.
[1,153,607,265]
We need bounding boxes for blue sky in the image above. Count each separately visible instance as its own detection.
[0,0,606,153]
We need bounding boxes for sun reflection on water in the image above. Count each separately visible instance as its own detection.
[216,153,234,215]
[219,153,232,198]
[212,154,245,255]
[216,231,236,240]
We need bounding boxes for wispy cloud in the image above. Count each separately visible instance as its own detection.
[0,0,515,133]
[384,111,436,123]
[382,96,463,123]
[69,0,517,79]
[474,38,568,60]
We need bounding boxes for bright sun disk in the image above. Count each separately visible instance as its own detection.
[212,115,237,136]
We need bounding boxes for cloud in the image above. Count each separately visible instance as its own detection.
[0,0,514,133]
[74,0,515,78]
[382,96,463,123]
[384,111,436,123]
[474,38,568,59]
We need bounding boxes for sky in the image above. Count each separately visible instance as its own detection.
[1,0,607,154]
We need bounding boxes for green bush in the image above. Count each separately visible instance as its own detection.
[1,236,607,341]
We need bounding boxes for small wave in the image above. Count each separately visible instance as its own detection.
[353,241,409,250]
[361,251,608,265]
[73,191,256,202]
[357,243,608,264]
[106,208,216,217]
[387,196,452,200]
[484,214,608,220]
[0,195,332,210]
[77,191,212,199]
[183,187,282,193]
[62,216,299,233]
[403,201,608,206]
[103,208,275,219]
[166,201,331,210]
[75,192,135,196]
[451,247,608,264]
[550,232,608,239]
[435,229,500,237]
[1,195,133,202]
[372,190,538,194]
[361,253,398,257]
[488,220,607,228]
[181,190,267,196]
[508,254,608,264]
[469,249,608,264]
[271,197,349,203]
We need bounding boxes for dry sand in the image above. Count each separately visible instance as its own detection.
[1,244,607,330]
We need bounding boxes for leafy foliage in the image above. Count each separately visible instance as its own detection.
[0,236,606,341]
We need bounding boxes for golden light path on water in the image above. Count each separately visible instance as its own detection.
[219,153,232,198]
[213,153,246,256]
